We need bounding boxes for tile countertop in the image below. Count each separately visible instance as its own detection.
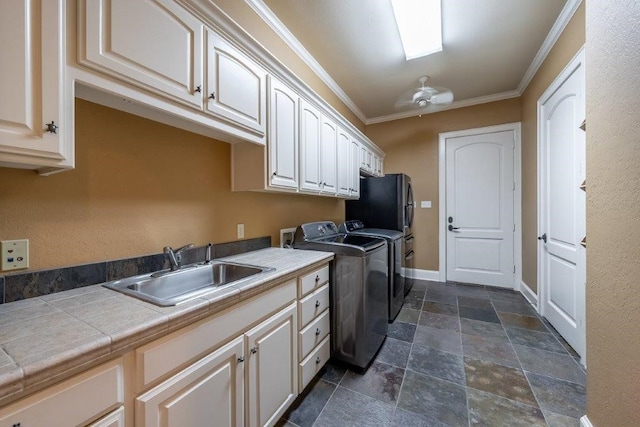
[0,248,333,406]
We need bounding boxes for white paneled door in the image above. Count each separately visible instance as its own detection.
[444,128,516,288]
[538,49,586,361]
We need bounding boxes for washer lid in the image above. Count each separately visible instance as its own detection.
[357,228,404,240]
[317,234,386,251]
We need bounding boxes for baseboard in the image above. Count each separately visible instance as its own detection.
[580,415,593,427]
[402,268,441,282]
[520,280,538,309]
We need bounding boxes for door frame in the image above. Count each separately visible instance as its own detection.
[438,122,522,289]
[536,46,586,359]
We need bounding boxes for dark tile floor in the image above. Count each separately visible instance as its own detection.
[278,280,586,427]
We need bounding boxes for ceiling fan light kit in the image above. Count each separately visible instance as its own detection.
[395,75,454,113]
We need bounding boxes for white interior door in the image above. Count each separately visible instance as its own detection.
[445,129,516,288]
[538,49,586,360]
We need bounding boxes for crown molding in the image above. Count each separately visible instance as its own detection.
[517,0,583,94]
[244,0,368,124]
[365,90,520,125]
[245,0,583,125]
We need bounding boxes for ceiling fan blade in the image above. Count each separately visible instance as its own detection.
[430,90,454,105]
[394,99,418,110]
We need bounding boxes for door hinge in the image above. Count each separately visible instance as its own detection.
[513,223,516,232]
[513,265,516,273]
[513,181,516,191]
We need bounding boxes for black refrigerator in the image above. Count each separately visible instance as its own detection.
[346,173,415,295]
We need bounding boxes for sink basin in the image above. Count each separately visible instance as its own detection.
[103,261,274,306]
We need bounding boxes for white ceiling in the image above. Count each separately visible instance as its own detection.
[248,0,577,124]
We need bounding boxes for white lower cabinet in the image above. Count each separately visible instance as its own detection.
[246,303,298,426]
[296,265,330,391]
[0,358,124,427]
[0,263,329,427]
[136,304,297,427]
[136,337,245,427]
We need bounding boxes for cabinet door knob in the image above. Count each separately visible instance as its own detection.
[194,85,202,93]
[209,92,216,99]
[237,356,244,363]
[272,171,277,176]
[315,275,320,282]
[315,356,321,364]
[315,328,321,336]
[45,121,58,134]
[251,347,258,354]
[315,300,320,308]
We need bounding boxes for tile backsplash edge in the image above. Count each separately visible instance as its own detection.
[0,237,271,304]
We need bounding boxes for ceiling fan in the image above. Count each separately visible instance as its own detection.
[395,76,454,112]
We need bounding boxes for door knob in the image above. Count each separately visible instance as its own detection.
[538,233,547,243]
[448,224,460,232]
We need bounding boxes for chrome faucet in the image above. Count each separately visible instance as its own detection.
[164,243,195,271]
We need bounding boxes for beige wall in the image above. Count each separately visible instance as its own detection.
[585,2,640,425]
[0,100,344,271]
[366,98,521,270]
[520,3,585,291]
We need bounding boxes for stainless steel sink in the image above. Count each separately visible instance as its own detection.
[103,261,274,306]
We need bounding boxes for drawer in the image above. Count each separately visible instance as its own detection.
[298,264,329,297]
[0,358,123,427]
[298,284,330,328]
[299,309,330,359]
[299,335,330,392]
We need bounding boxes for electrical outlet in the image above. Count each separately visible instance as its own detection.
[420,200,432,208]
[1,239,29,271]
[237,223,245,239]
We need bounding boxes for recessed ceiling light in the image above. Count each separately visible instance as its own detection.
[391,0,443,61]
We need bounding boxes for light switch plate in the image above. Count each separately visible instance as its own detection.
[1,239,29,271]
[420,201,432,208]
[236,223,245,239]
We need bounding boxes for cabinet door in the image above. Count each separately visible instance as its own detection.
[88,406,125,427]
[246,302,297,427]
[81,0,203,108]
[136,337,244,427]
[206,31,266,136]
[0,0,71,171]
[350,138,361,198]
[299,99,322,193]
[320,116,338,195]
[268,77,299,190]
[336,128,351,197]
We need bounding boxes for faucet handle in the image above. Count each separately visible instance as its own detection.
[174,243,195,254]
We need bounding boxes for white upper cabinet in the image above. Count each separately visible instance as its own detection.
[206,31,266,136]
[299,99,322,193]
[268,77,299,190]
[80,0,204,108]
[336,128,352,197]
[0,0,72,173]
[350,137,361,198]
[320,116,338,195]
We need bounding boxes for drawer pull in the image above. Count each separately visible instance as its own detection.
[316,356,321,364]
[315,300,320,308]
[315,275,320,282]
[251,347,258,354]
[315,328,321,336]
